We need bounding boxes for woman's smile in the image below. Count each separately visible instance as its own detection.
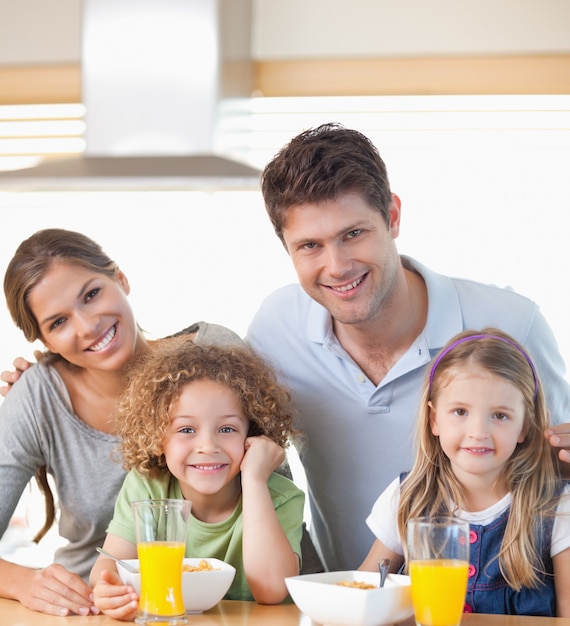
[86,323,117,352]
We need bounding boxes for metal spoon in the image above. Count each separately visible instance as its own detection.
[96,547,139,573]
[378,558,391,588]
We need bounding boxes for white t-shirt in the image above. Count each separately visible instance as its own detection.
[366,476,570,558]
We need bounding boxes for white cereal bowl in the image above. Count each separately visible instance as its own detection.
[285,570,413,626]
[117,557,236,614]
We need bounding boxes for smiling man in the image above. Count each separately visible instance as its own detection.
[246,123,570,573]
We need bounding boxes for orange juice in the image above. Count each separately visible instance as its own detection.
[137,541,186,618]
[410,559,468,626]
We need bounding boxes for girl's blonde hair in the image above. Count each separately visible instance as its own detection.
[398,328,560,590]
[115,337,297,477]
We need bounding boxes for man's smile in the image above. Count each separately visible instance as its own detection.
[326,274,366,294]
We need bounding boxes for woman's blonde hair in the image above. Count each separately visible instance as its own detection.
[115,337,297,477]
[398,328,560,590]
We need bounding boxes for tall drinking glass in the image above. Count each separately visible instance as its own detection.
[408,517,469,626]
[132,499,191,625]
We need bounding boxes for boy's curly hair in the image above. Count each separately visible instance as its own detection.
[114,337,298,477]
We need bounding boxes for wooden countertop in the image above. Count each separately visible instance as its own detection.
[1,598,570,625]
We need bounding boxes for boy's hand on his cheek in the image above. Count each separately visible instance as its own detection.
[241,435,285,480]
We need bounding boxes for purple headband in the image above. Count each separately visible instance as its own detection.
[429,334,539,400]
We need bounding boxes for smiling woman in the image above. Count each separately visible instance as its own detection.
[0,229,161,615]
[0,229,146,615]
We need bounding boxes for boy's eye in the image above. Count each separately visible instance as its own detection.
[179,427,195,434]
[220,426,236,433]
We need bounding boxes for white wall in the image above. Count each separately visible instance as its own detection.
[1,0,570,66]
[252,0,570,58]
[0,0,81,63]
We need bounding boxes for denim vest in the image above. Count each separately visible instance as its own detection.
[464,505,555,615]
[401,474,563,616]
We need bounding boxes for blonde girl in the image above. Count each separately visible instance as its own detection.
[360,328,570,616]
[90,338,304,621]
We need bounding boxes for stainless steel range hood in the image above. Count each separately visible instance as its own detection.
[0,0,261,191]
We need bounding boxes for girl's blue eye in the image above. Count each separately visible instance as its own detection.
[179,427,195,434]
[220,426,236,433]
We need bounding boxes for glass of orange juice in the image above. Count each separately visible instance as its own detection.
[132,499,192,625]
[408,517,469,626]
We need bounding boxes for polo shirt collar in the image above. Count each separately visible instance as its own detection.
[401,255,464,355]
[305,255,464,357]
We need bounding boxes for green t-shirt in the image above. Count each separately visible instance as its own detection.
[107,469,305,601]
